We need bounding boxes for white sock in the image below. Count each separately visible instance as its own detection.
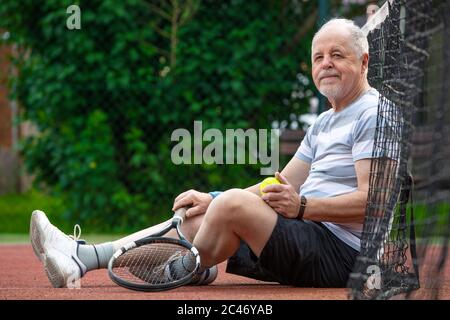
[77,242,114,271]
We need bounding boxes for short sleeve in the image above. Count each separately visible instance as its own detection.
[295,125,313,163]
[352,107,378,161]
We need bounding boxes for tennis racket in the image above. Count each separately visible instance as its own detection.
[108,207,201,292]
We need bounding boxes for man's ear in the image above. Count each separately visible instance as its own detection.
[361,52,369,74]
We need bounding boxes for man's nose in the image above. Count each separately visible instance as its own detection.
[320,55,333,69]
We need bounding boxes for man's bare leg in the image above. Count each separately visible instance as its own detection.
[193,188,278,267]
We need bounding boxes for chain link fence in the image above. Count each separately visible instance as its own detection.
[0,1,372,232]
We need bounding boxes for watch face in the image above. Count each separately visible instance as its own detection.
[301,196,307,205]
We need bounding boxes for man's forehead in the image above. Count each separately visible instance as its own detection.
[312,28,352,52]
[312,39,351,54]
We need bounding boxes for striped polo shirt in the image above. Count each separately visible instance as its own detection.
[295,88,379,251]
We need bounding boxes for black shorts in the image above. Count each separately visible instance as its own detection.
[226,214,359,287]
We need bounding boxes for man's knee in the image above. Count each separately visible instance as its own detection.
[207,188,253,223]
[216,188,256,210]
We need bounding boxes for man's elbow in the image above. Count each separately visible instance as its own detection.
[358,189,369,222]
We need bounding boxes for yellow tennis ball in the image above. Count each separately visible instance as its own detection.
[260,177,281,195]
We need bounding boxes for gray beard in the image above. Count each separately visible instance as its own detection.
[318,84,343,99]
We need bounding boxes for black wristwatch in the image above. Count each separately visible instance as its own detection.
[298,195,307,219]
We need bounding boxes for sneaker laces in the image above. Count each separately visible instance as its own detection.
[69,224,86,244]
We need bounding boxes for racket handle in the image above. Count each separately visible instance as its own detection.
[173,207,188,222]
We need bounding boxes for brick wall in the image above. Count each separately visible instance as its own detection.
[0,40,34,194]
[0,43,12,149]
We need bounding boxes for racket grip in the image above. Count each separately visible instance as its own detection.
[173,207,188,222]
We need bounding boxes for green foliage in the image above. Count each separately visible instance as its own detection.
[409,202,449,239]
[0,0,315,231]
[0,189,67,233]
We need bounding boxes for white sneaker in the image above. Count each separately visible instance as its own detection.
[130,254,218,286]
[44,249,84,288]
[164,254,218,286]
[189,265,218,286]
[30,210,49,262]
[29,210,87,287]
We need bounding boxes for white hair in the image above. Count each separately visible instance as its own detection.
[312,18,369,58]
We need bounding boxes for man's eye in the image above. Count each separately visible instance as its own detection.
[315,56,323,62]
[333,53,342,58]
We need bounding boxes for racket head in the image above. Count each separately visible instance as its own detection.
[108,237,200,292]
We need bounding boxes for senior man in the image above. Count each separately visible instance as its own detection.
[31,18,378,288]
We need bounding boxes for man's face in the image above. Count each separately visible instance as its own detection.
[311,28,366,102]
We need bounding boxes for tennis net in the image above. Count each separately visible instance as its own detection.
[348,0,449,300]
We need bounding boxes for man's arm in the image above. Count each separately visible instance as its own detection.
[303,159,371,224]
[245,157,311,196]
[175,156,311,217]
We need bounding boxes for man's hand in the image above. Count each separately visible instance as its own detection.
[172,189,213,218]
[261,172,301,219]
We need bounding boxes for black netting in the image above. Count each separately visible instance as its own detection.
[348,0,449,300]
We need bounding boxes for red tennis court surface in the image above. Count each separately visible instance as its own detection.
[0,244,448,300]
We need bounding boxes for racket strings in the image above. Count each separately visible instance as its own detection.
[112,242,194,285]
